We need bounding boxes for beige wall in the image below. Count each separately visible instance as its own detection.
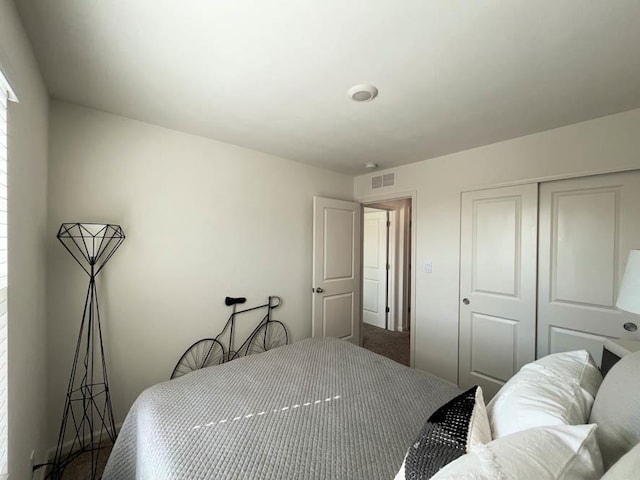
[1,1,49,478]
[355,108,640,384]
[46,100,353,445]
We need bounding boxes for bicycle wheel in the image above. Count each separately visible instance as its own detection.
[171,338,225,379]
[246,321,288,356]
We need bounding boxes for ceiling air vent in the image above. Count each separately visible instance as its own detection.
[371,172,396,190]
[382,173,395,187]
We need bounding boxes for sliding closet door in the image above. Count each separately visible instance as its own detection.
[537,171,640,365]
[459,184,538,398]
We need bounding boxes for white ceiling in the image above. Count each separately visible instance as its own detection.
[15,0,640,175]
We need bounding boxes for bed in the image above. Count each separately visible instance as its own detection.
[102,337,461,479]
[104,336,640,479]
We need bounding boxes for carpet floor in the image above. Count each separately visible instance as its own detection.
[362,323,410,366]
[45,445,112,480]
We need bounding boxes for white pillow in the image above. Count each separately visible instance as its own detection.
[589,350,640,469]
[488,350,602,438]
[431,424,604,480]
[529,349,602,398]
[600,442,640,479]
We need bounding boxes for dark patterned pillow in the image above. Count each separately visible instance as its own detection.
[394,386,491,480]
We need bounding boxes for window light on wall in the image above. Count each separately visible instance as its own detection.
[0,69,18,478]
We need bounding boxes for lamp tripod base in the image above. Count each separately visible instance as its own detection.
[49,277,117,480]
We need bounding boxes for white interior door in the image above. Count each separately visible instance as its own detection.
[363,209,388,329]
[312,196,361,344]
[459,184,538,398]
[538,171,640,365]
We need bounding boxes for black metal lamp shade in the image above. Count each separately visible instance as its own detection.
[51,223,125,480]
[57,223,125,274]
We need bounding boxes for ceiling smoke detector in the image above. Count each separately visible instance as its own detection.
[348,84,379,102]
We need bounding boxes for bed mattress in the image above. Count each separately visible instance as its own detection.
[102,337,460,480]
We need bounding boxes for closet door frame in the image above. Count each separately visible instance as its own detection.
[458,166,640,388]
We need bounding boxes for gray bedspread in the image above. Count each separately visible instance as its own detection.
[102,337,460,480]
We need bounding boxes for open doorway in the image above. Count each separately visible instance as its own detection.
[361,198,412,366]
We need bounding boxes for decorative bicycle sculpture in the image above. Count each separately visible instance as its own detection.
[171,295,288,379]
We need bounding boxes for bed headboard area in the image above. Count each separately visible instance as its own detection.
[590,350,640,469]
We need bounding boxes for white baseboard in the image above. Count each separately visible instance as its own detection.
[414,367,459,388]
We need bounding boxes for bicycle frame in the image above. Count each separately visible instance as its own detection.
[170,295,286,379]
[216,296,281,361]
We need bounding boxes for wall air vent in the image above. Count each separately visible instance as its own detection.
[371,172,396,190]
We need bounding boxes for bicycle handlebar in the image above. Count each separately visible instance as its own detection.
[269,296,281,309]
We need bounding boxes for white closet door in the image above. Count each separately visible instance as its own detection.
[538,171,640,365]
[459,184,538,398]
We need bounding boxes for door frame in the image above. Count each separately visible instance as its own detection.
[460,166,640,193]
[364,205,409,332]
[357,190,417,368]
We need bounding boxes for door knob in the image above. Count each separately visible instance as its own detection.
[624,322,638,332]
[462,298,470,305]
[315,287,324,293]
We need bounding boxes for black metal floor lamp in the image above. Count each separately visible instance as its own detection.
[51,223,125,480]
